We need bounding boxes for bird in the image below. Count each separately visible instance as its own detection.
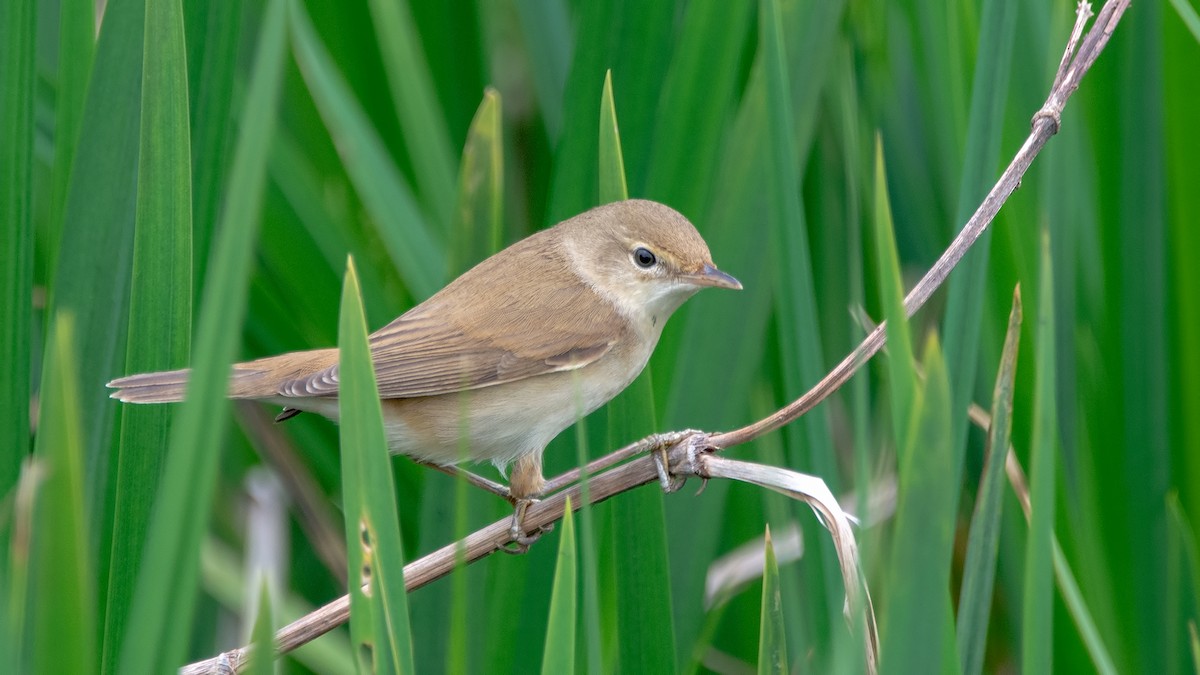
[108,199,741,542]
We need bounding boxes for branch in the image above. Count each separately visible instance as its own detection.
[182,2,1130,672]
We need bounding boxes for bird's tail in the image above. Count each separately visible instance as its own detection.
[107,367,193,403]
[107,349,337,403]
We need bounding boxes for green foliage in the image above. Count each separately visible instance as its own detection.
[939,0,1017,519]
[451,90,503,276]
[31,315,96,675]
[11,1,1196,673]
[872,138,917,450]
[541,499,577,675]
[880,336,957,673]
[338,257,415,674]
[106,0,193,663]
[957,288,1022,675]
[247,583,275,675]
[1022,234,1059,673]
[599,72,678,674]
[0,0,36,499]
[289,2,444,299]
[116,0,286,670]
[758,527,787,675]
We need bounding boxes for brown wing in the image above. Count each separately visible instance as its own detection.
[279,232,627,399]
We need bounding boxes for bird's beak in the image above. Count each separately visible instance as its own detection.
[682,263,742,290]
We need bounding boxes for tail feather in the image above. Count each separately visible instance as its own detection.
[107,368,192,403]
[107,348,337,404]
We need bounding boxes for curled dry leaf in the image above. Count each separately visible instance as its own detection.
[689,453,879,675]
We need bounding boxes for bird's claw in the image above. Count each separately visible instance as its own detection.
[500,497,553,554]
[651,430,711,495]
[652,440,687,494]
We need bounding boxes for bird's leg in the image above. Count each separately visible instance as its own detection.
[416,461,515,504]
[503,451,553,551]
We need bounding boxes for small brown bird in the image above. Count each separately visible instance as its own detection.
[109,199,740,540]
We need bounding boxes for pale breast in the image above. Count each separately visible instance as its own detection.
[378,335,652,468]
[262,331,655,470]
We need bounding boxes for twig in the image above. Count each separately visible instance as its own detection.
[182,2,1131,672]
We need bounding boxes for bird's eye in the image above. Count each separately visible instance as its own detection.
[633,247,657,268]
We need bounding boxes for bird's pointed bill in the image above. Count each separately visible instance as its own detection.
[682,264,742,290]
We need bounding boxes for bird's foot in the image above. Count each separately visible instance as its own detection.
[652,439,688,494]
[651,431,712,495]
[500,497,553,554]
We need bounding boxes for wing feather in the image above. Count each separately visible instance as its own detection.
[277,232,627,399]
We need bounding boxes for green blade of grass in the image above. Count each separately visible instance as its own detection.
[598,71,627,205]
[1029,13,1115,666]
[570,402,605,675]
[46,0,95,280]
[1166,9,1200,658]
[43,0,145,604]
[828,38,873,556]
[992,417,1115,673]
[246,583,274,675]
[450,88,504,276]
[546,0,673,222]
[115,0,287,668]
[938,0,1017,499]
[401,88,508,674]
[600,73,678,673]
[1168,494,1200,666]
[444,468,470,675]
[590,2,675,194]
[957,287,1022,675]
[338,256,416,674]
[438,89,506,675]
[512,0,572,140]
[879,335,957,672]
[757,527,787,675]
[1022,233,1057,674]
[365,0,456,230]
[187,0,243,289]
[289,3,445,300]
[910,0,968,199]
[406,2,485,151]
[1165,0,1200,617]
[1115,4,1170,669]
[872,119,960,670]
[0,0,36,496]
[760,0,842,656]
[872,136,917,448]
[642,0,755,216]
[104,0,196,663]
[541,499,577,675]
[267,129,396,326]
[31,314,96,675]
[1052,539,1118,674]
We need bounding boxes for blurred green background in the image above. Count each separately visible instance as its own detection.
[4,0,1199,672]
